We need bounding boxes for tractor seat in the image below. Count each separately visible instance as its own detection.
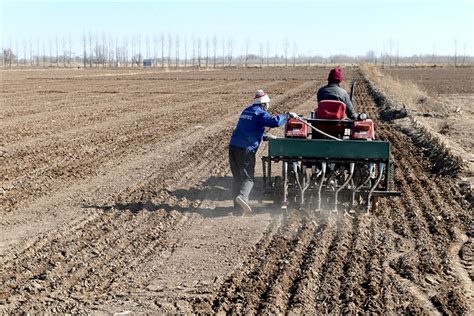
[315,100,347,120]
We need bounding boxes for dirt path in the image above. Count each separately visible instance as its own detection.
[0,68,472,314]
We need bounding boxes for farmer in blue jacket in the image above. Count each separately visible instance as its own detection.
[229,89,296,214]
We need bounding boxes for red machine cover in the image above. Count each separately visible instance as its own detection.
[315,100,347,120]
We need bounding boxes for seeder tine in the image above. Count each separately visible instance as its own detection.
[317,162,327,212]
[366,162,385,214]
[334,162,355,213]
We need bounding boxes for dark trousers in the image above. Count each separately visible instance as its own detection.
[229,145,256,203]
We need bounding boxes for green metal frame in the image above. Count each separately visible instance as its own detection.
[268,138,391,161]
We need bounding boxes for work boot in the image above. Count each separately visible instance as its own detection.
[235,195,252,215]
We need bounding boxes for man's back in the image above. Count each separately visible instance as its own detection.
[317,83,356,119]
[229,104,286,152]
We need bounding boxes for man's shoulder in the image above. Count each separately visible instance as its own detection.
[242,104,259,114]
[332,84,349,95]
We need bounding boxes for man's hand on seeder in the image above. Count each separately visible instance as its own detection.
[287,112,298,119]
[263,133,277,141]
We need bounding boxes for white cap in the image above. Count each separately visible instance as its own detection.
[253,89,270,104]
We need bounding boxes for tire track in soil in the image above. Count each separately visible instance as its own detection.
[339,214,371,314]
[4,210,190,313]
[285,215,337,314]
[446,229,474,311]
[357,79,472,314]
[313,216,352,314]
[212,210,301,314]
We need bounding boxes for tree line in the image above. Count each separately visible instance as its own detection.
[1,33,472,68]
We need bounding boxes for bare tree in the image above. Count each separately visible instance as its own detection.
[3,47,16,68]
[191,34,196,66]
[266,41,270,67]
[396,41,399,66]
[227,38,234,66]
[102,32,107,67]
[88,31,93,67]
[168,33,172,68]
[137,34,142,66]
[175,34,180,67]
[55,35,59,66]
[68,34,73,66]
[153,34,158,67]
[212,35,217,68]
[36,39,40,66]
[221,36,225,67]
[145,35,150,60]
[42,42,46,67]
[244,37,250,67]
[292,41,297,67]
[205,36,209,68]
[388,37,394,67]
[365,50,376,64]
[131,36,135,67]
[29,37,33,66]
[114,35,120,67]
[22,39,27,66]
[184,35,188,68]
[161,33,165,68]
[15,39,19,67]
[454,39,458,67]
[381,41,385,68]
[49,38,53,66]
[94,32,100,67]
[123,35,128,67]
[283,37,289,67]
[115,35,121,67]
[274,42,277,66]
[62,36,67,67]
[108,33,114,67]
[197,37,202,68]
[463,43,466,65]
[259,42,264,67]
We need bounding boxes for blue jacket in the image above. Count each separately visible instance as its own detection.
[229,104,287,152]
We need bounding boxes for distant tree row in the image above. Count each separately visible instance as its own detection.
[1,33,472,68]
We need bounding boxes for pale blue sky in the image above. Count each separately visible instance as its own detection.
[1,0,473,57]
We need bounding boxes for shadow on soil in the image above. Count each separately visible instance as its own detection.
[83,176,279,218]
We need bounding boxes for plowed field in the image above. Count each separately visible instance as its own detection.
[0,68,472,314]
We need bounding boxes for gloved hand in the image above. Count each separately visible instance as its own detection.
[263,134,277,141]
[287,112,298,119]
